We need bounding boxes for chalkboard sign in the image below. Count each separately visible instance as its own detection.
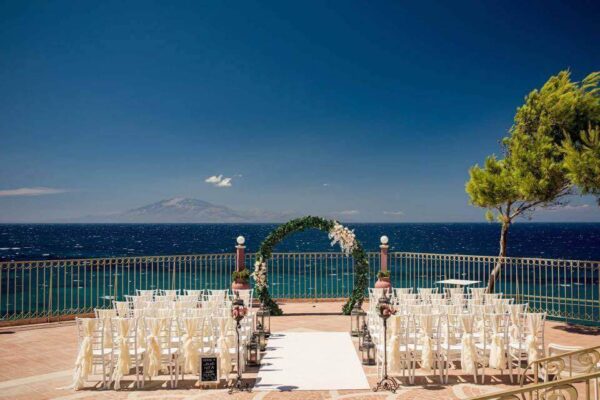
[200,355,219,383]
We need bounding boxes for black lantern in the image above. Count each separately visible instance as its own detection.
[256,324,267,352]
[228,295,250,393]
[246,333,260,366]
[358,322,369,351]
[350,301,366,337]
[256,302,271,337]
[373,293,399,393]
[361,330,376,365]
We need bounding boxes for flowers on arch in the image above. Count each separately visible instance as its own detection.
[328,221,356,255]
[252,256,268,290]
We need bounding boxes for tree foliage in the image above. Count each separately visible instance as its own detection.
[563,125,600,203]
[466,70,600,292]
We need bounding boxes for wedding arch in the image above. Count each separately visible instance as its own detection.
[252,216,370,316]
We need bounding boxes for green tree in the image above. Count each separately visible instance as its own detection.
[466,71,600,293]
[563,125,600,203]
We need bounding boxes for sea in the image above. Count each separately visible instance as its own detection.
[1,223,600,261]
[1,223,599,323]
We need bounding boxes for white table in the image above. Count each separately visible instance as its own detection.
[435,279,480,287]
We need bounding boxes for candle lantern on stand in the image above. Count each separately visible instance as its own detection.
[350,301,366,337]
[246,333,260,366]
[228,294,251,393]
[361,330,376,365]
[358,322,369,351]
[373,292,399,393]
[256,302,271,337]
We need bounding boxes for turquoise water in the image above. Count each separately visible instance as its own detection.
[1,223,599,325]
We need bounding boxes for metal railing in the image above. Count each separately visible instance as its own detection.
[520,345,600,386]
[1,252,599,325]
[467,371,600,400]
[387,252,600,324]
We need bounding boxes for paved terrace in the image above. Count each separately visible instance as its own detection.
[0,301,598,400]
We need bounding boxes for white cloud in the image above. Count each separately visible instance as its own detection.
[205,175,223,184]
[322,183,330,187]
[383,210,404,216]
[335,210,359,215]
[205,174,233,188]
[216,177,232,187]
[0,187,68,197]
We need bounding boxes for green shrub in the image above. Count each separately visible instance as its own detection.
[231,269,251,282]
[377,270,390,279]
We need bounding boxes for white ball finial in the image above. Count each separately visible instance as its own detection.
[380,235,389,245]
[236,235,245,245]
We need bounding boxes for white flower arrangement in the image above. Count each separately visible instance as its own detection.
[328,221,356,255]
[252,256,268,290]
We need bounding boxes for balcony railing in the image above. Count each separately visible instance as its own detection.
[1,252,598,325]
[467,371,600,400]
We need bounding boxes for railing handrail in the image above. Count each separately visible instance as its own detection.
[468,370,600,399]
[393,251,600,265]
[519,344,600,386]
[1,250,598,325]
[2,251,598,268]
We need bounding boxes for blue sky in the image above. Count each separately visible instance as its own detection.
[1,0,599,222]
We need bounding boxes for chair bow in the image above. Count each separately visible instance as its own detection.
[388,315,403,373]
[182,319,200,374]
[461,333,477,374]
[217,318,232,379]
[112,318,131,390]
[489,332,506,369]
[72,319,97,390]
[145,318,164,378]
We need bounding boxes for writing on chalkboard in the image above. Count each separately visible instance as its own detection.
[200,356,219,382]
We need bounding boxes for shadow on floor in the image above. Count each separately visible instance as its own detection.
[553,323,600,335]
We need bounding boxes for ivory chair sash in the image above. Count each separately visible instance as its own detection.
[216,317,232,380]
[111,318,132,390]
[459,314,478,376]
[526,312,546,363]
[73,318,101,390]
[180,317,202,374]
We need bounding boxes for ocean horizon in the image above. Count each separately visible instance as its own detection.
[2,222,600,262]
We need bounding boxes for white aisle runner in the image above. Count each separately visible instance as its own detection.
[255,332,370,391]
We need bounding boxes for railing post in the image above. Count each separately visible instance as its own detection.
[380,235,389,272]
[236,236,246,272]
[47,264,53,323]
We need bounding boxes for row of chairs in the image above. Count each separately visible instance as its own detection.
[73,288,254,390]
[367,289,545,385]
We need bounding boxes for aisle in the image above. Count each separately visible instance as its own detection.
[254,331,370,391]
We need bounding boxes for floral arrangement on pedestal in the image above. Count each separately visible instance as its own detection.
[252,216,370,316]
[231,269,251,290]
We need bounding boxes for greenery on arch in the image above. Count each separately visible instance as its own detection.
[252,216,370,316]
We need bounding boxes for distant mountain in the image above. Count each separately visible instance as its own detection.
[74,197,295,223]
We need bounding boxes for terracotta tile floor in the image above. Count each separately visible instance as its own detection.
[0,300,598,400]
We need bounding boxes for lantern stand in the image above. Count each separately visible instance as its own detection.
[246,333,260,367]
[256,301,271,337]
[358,322,369,351]
[350,301,366,337]
[228,295,251,394]
[373,293,399,393]
[361,330,376,365]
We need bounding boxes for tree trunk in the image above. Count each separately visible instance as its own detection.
[487,221,509,293]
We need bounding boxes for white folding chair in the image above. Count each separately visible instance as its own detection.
[74,318,113,389]
[110,317,146,389]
